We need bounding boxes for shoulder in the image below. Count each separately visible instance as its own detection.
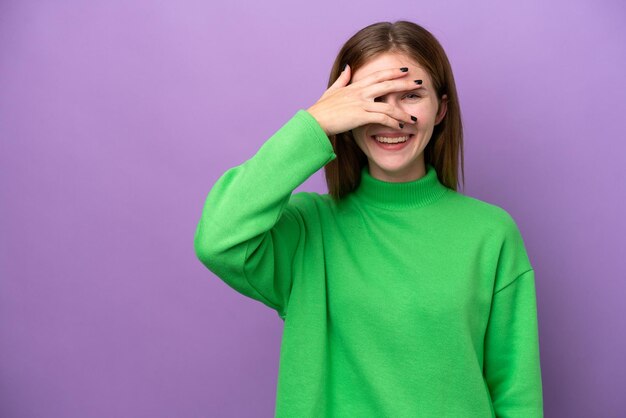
[453,191,533,271]
[444,190,523,234]
[444,191,531,267]
[446,192,533,287]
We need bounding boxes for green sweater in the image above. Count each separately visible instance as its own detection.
[194,109,544,417]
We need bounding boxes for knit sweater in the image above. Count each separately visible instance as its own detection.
[194,109,544,417]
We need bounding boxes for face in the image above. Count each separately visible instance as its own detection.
[350,52,448,182]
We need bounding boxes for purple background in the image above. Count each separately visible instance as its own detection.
[1,1,625,417]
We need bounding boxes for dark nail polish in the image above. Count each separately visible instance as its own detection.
[399,122,404,128]
[341,63,347,72]
[411,115,417,121]
[414,79,422,84]
[400,67,408,72]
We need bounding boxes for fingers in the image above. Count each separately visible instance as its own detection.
[363,101,417,127]
[348,66,423,105]
[349,66,409,89]
[327,64,351,93]
[309,65,419,136]
[363,78,423,102]
[361,110,409,131]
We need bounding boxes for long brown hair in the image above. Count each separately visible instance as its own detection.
[323,20,465,200]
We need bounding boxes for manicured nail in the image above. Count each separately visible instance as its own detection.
[341,63,347,72]
[399,122,404,128]
[400,67,408,72]
[414,79,422,84]
[411,115,417,121]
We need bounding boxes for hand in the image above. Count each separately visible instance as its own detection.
[306,64,420,137]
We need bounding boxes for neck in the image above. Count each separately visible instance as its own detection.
[368,160,426,183]
[351,163,450,210]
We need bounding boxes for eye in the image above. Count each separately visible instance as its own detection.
[403,93,420,99]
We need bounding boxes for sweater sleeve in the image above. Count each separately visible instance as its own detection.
[483,217,544,417]
[193,109,336,320]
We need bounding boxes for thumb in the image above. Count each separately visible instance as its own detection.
[328,63,351,91]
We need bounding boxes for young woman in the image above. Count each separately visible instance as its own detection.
[194,20,544,418]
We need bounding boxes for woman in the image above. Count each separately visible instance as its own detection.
[194,20,544,417]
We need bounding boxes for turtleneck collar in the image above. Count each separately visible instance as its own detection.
[351,163,450,210]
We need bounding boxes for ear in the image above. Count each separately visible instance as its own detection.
[434,94,448,126]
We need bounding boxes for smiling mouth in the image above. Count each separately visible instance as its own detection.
[371,134,414,144]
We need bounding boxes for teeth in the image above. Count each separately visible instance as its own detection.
[374,135,410,144]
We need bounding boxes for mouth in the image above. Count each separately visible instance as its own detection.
[370,134,414,144]
[369,134,414,150]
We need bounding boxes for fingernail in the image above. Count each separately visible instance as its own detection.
[411,115,417,122]
[341,63,347,72]
[399,122,404,128]
[414,79,422,84]
[400,67,408,72]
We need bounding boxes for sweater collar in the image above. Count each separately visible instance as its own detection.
[351,163,450,210]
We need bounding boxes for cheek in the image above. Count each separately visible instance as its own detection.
[410,106,438,125]
[350,129,369,151]
[351,126,368,143]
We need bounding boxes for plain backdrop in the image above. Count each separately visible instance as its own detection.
[1,0,625,417]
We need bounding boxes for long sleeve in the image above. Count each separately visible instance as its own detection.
[483,215,544,417]
[193,109,336,320]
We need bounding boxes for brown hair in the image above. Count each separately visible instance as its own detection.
[323,20,465,200]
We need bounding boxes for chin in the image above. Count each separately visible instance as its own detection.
[369,154,425,174]
[372,161,415,173]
